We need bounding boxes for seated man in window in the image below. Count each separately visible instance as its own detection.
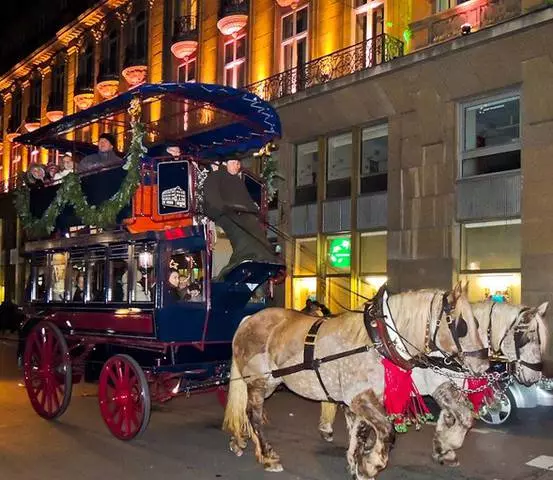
[202,157,282,280]
[166,269,181,302]
[73,274,85,302]
[77,133,123,173]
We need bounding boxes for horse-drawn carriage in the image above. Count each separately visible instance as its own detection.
[15,83,284,440]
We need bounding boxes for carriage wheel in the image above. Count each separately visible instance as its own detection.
[23,321,72,420]
[98,354,151,441]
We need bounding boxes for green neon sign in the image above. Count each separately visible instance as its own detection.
[328,237,351,268]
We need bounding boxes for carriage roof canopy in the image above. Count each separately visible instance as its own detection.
[14,83,282,159]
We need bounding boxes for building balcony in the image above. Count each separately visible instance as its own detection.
[246,33,404,103]
[409,0,534,50]
[46,92,64,123]
[97,61,120,100]
[6,116,21,142]
[122,45,148,88]
[171,15,199,60]
[74,75,95,111]
[217,0,249,36]
[24,104,41,132]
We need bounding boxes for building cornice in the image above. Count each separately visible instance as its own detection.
[0,0,128,92]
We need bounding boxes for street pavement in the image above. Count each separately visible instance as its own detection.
[1,337,552,480]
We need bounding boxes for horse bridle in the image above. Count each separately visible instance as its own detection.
[488,303,543,372]
[428,293,488,366]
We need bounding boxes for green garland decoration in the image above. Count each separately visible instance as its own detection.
[14,99,146,239]
[260,152,284,202]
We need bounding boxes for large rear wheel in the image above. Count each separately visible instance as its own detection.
[98,354,151,440]
[23,321,72,419]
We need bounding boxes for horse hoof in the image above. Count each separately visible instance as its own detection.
[264,462,283,473]
[229,441,244,457]
[432,452,459,467]
[320,431,334,443]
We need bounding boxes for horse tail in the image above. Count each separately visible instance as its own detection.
[222,355,253,439]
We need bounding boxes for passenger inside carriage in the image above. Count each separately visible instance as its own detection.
[165,252,205,303]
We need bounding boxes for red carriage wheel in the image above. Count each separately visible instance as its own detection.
[98,354,151,441]
[23,321,73,420]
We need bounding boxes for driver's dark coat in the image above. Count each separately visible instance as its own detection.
[203,168,258,218]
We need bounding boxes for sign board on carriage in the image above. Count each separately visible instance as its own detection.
[157,160,190,216]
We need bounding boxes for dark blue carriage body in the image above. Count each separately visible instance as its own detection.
[16,82,284,379]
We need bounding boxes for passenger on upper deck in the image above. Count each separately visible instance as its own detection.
[202,157,282,280]
[77,133,123,174]
[166,143,181,160]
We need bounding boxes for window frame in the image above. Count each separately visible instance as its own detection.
[360,123,388,194]
[280,5,309,72]
[294,140,318,205]
[458,90,521,179]
[326,132,353,199]
[223,33,247,89]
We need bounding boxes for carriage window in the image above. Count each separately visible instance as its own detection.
[133,245,155,303]
[70,252,86,303]
[88,249,107,302]
[167,251,204,303]
[109,259,128,303]
[51,252,68,302]
[32,257,48,303]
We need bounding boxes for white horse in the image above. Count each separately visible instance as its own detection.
[318,300,549,466]
[222,283,488,478]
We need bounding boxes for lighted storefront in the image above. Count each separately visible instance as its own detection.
[292,237,317,310]
[460,220,521,304]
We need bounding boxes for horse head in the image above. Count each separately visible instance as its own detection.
[500,302,548,386]
[440,281,489,375]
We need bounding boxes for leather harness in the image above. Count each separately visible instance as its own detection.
[271,286,487,403]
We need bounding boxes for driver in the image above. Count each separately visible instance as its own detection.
[202,157,281,280]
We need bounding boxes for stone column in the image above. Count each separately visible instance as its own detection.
[520,54,553,359]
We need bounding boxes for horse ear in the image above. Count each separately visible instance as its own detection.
[537,302,548,317]
[451,281,463,301]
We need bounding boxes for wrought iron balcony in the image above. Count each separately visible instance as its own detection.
[75,74,94,95]
[246,33,404,103]
[410,0,528,50]
[219,0,249,18]
[173,15,198,43]
[97,60,120,83]
[25,104,41,123]
[124,44,148,68]
[47,91,64,113]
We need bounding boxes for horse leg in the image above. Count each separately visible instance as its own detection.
[246,379,283,472]
[431,382,474,467]
[346,390,395,480]
[319,401,338,442]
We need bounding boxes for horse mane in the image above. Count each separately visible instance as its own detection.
[387,289,445,354]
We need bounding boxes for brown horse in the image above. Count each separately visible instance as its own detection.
[317,299,549,467]
[222,282,488,479]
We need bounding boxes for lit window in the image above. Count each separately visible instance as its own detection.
[292,276,317,310]
[358,231,387,300]
[281,6,308,94]
[223,34,246,88]
[295,141,318,205]
[435,0,470,13]
[460,220,521,304]
[460,93,520,177]
[353,1,384,66]
[178,57,197,131]
[361,124,388,194]
[327,133,352,199]
[294,237,317,276]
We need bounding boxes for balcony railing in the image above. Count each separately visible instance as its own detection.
[25,104,41,123]
[124,44,148,68]
[410,0,527,50]
[173,15,198,43]
[219,0,249,18]
[97,60,120,83]
[245,33,404,103]
[47,91,64,112]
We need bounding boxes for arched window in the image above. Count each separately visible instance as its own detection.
[101,23,120,77]
[10,87,22,131]
[50,54,66,111]
[28,71,42,122]
[78,35,95,88]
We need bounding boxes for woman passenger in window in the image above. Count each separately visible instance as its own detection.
[166,269,181,302]
[73,274,85,302]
